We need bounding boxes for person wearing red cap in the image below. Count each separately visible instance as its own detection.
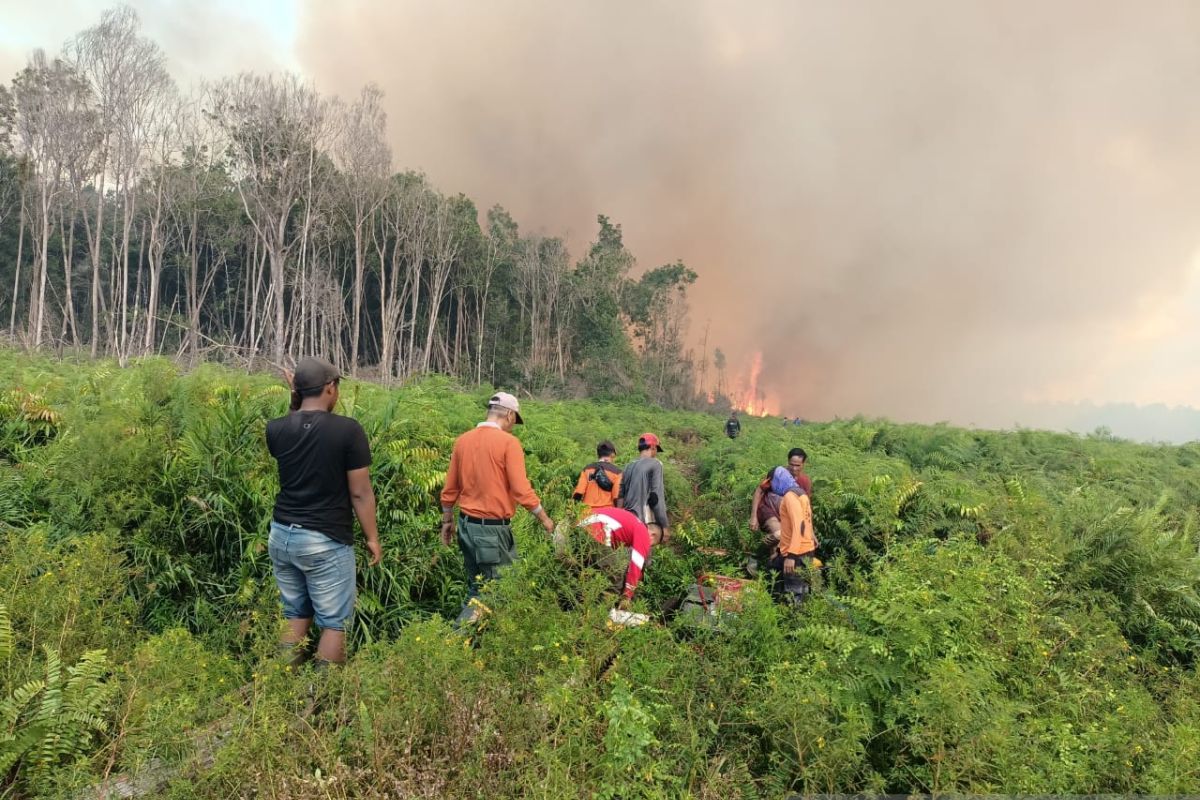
[440,391,555,626]
[617,433,670,544]
[578,507,652,610]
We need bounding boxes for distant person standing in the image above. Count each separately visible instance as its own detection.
[573,440,623,513]
[725,411,742,439]
[267,357,382,668]
[440,392,555,625]
[618,433,670,545]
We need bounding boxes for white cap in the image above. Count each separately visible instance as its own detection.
[488,391,523,424]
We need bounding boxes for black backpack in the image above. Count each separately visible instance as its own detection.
[592,465,615,492]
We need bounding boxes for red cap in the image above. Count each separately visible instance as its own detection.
[638,433,665,453]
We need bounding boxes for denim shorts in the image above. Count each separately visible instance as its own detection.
[267,521,356,631]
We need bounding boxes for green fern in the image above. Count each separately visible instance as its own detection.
[0,604,110,781]
[0,603,11,664]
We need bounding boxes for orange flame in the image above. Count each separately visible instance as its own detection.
[732,352,775,417]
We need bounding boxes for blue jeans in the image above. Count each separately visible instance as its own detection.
[268,521,356,631]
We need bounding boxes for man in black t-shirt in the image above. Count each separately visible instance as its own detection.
[266,356,382,667]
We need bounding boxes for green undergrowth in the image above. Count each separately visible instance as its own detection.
[1,349,1199,797]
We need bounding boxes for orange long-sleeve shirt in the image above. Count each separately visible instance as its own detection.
[778,491,818,557]
[440,422,542,519]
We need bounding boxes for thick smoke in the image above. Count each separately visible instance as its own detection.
[296,1,1200,430]
[5,2,1199,433]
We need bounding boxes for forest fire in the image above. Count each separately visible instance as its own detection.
[732,352,774,417]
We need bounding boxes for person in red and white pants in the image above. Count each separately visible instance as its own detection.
[579,507,652,610]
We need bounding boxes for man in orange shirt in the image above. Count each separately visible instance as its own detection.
[440,392,555,625]
[572,440,623,513]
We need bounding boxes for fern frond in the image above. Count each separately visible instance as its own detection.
[0,680,46,730]
[0,603,11,664]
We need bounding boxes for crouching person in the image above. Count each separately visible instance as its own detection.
[767,467,819,605]
[578,507,652,611]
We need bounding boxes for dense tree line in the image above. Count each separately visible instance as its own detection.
[0,7,708,406]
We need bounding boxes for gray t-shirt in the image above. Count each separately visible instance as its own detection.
[619,457,668,529]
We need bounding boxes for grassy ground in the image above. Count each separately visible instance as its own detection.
[2,349,1200,797]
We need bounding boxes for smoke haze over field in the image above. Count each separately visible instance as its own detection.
[5,1,1200,439]
[294,1,1200,433]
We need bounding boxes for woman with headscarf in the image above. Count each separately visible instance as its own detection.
[769,466,819,603]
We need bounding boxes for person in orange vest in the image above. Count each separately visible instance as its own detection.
[572,441,623,513]
[768,466,819,604]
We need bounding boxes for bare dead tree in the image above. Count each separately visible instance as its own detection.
[69,6,172,359]
[469,205,515,383]
[514,233,569,380]
[333,83,390,375]
[374,176,422,381]
[163,96,225,363]
[419,193,466,374]
[209,72,334,366]
[11,51,98,348]
[138,88,182,355]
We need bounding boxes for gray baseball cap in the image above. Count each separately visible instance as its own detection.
[293,357,341,393]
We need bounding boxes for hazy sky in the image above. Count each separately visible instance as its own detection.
[4,1,1200,437]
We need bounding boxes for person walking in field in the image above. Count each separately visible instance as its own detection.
[577,506,652,611]
[440,392,556,625]
[618,433,670,545]
[767,467,819,604]
[572,440,623,513]
[267,357,383,668]
[725,411,742,439]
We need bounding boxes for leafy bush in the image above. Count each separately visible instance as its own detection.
[0,603,112,794]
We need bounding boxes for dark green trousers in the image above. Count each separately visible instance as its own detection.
[457,517,518,598]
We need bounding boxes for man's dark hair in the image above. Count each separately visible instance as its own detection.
[597,440,617,458]
[788,447,808,462]
[638,442,651,452]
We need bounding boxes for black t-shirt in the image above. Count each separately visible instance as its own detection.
[266,411,372,545]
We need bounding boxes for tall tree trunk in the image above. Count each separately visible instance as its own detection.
[131,217,147,356]
[88,154,107,358]
[350,221,364,375]
[144,184,166,354]
[59,207,79,346]
[9,200,25,336]
[271,215,287,366]
[31,183,52,348]
[117,192,136,362]
[376,236,392,382]
[185,209,199,363]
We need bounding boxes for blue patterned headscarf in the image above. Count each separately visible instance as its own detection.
[771,466,800,496]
